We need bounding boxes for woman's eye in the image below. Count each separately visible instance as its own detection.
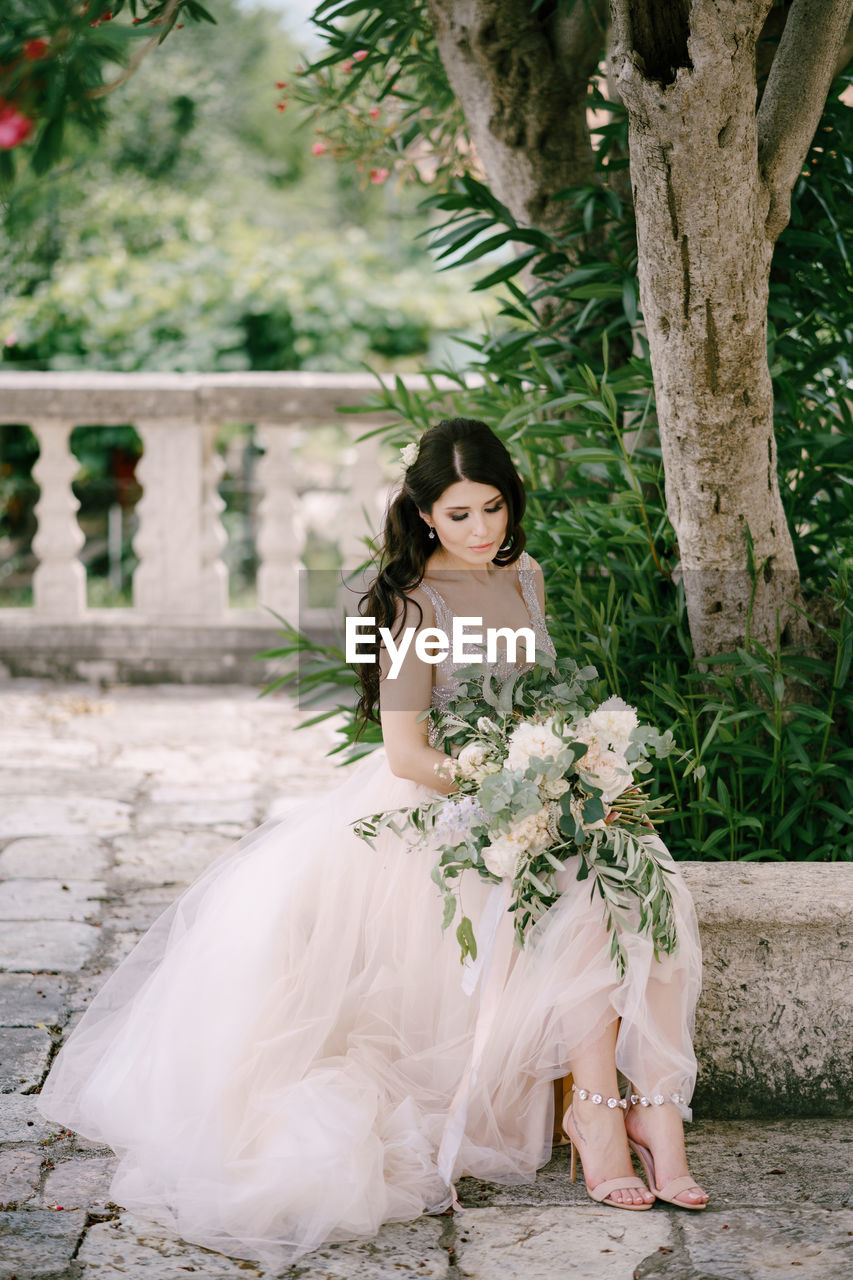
[449,504,504,523]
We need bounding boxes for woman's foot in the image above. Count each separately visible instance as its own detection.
[624,1096,709,1208]
[563,1093,655,1208]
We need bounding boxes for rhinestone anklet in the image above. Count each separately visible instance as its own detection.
[571,1084,628,1110]
[628,1092,686,1107]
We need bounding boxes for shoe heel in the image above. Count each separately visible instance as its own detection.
[569,1138,577,1184]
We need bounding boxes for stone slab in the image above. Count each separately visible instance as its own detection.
[0,1149,42,1208]
[672,862,853,1117]
[0,796,131,838]
[680,1206,853,1280]
[106,887,188,931]
[138,798,257,829]
[274,1216,449,1278]
[0,1207,87,1278]
[0,1028,53,1094]
[77,1210,448,1278]
[99,929,144,968]
[0,836,110,880]
[0,734,99,768]
[113,744,260,784]
[76,1210,279,1278]
[0,1094,58,1142]
[0,879,107,923]
[452,1205,671,1280]
[0,921,102,972]
[0,975,69,1028]
[40,1156,118,1211]
[111,829,233,887]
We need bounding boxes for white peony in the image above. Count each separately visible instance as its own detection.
[505,717,565,775]
[587,696,639,755]
[482,836,523,879]
[457,742,492,780]
[578,748,633,804]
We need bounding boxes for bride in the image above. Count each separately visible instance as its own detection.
[36,417,707,1266]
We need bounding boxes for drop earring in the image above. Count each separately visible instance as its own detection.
[428,527,436,540]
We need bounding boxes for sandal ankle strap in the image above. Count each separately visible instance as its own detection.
[628,1092,686,1107]
[572,1084,628,1110]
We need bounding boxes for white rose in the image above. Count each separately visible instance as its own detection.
[505,717,565,774]
[579,749,633,804]
[482,836,522,879]
[588,696,639,755]
[400,442,419,468]
[457,743,491,780]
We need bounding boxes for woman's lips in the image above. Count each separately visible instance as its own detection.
[469,542,494,551]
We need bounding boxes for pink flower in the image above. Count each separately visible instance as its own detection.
[276,101,288,112]
[370,167,389,184]
[24,39,49,60]
[353,49,368,61]
[342,59,353,72]
[369,106,380,119]
[0,102,34,150]
[275,81,287,89]
[312,141,327,156]
[4,333,18,347]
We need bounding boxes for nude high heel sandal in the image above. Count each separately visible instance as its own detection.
[625,1092,708,1211]
[562,1085,653,1212]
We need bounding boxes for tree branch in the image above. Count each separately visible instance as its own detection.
[86,0,182,101]
[756,0,853,241]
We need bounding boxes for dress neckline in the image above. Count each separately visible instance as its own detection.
[420,551,534,630]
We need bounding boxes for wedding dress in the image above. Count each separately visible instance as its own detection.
[36,552,702,1266]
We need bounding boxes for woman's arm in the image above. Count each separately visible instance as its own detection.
[378,588,457,795]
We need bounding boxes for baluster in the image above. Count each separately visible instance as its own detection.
[133,420,227,619]
[30,420,86,617]
[255,423,304,623]
[336,429,387,625]
[200,421,229,616]
[338,429,387,568]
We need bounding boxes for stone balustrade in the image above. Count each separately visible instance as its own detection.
[0,371,444,683]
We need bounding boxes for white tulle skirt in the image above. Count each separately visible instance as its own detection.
[37,747,702,1266]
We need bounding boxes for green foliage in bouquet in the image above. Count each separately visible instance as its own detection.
[355,655,689,978]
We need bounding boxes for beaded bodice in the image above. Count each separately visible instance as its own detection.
[419,551,556,747]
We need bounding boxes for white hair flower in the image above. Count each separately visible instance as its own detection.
[400,443,419,469]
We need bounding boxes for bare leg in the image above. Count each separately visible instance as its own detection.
[625,1093,709,1207]
[564,1020,654,1207]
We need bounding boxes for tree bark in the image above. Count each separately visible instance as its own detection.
[609,0,852,657]
[427,0,608,232]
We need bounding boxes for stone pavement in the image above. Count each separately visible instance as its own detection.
[0,679,851,1280]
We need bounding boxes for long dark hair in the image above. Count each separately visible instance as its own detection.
[354,417,526,730]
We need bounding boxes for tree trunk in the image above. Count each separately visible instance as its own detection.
[427,0,608,232]
[609,0,852,656]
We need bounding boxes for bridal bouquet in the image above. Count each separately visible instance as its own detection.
[355,655,682,978]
